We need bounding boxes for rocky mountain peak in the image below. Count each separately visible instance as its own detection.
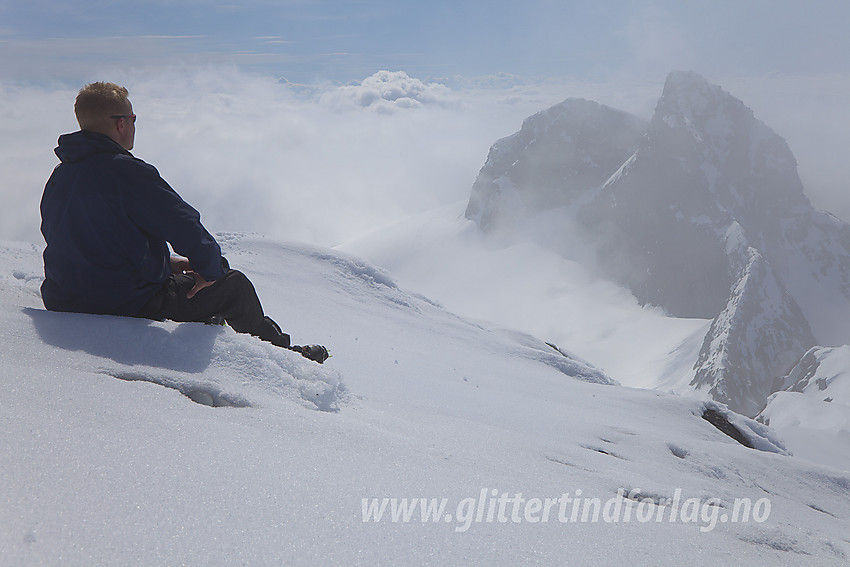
[464,70,850,416]
[464,98,646,231]
[647,71,809,218]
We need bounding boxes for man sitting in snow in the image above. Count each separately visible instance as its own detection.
[39,81,328,363]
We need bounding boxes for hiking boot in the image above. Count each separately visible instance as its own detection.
[291,344,330,364]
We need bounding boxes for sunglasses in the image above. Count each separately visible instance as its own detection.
[110,114,136,123]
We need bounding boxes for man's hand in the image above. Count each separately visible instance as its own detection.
[172,256,215,298]
[186,271,214,299]
[171,256,192,275]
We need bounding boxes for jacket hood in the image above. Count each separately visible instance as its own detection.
[54,130,131,164]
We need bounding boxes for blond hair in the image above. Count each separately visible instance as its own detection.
[74,82,131,132]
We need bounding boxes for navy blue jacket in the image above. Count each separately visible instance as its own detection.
[40,130,225,316]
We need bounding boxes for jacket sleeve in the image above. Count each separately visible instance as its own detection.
[121,157,225,282]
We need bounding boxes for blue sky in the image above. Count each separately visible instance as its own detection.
[3,1,849,85]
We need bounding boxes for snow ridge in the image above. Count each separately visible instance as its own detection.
[691,247,815,417]
[24,307,348,412]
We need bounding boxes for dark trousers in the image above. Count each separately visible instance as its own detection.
[138,270,290,348]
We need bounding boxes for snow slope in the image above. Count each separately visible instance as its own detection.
[341,203,710,393]
[3,235,849,566]
[758,346,850,473]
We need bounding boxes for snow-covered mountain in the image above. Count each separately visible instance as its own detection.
[462,70,850,417]
[758,346,850,472]
[2,236,850,565]
[691,246,815,418]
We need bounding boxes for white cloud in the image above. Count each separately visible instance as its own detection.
[1,67,531,247]
[318,70,456,113]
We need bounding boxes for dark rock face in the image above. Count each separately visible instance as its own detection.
[465,98,646,232]
[580,71,810,319]
[702,408,754,448]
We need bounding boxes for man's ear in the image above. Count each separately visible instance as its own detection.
[112,117,133,150]
[104,119,122,142]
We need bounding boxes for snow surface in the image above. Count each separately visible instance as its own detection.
[759,346,850,473]
[0,235,840,564]
[2,235,849,565]
[0,235,828,565]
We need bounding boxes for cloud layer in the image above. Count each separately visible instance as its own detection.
[2,67,849,250]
